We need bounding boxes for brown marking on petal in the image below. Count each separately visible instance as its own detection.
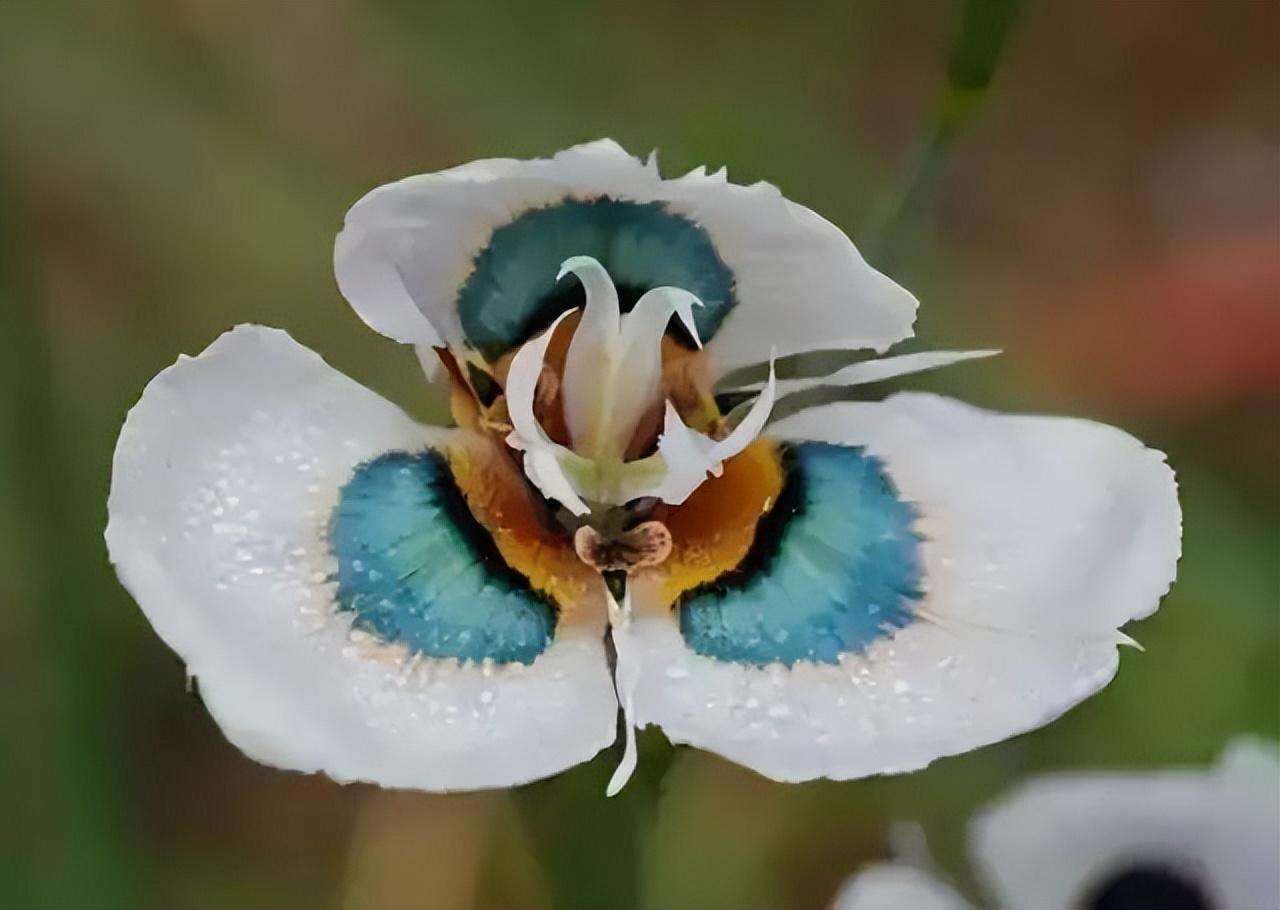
[621,338,721,460]
[706,416,732,442]
[573,521,673,573]
[661,337,718,430]
[529,365,566,441]
[434,347,483,429]
[445,429,603,621]
[635,438,785,609]
[622,402,664,461]
[492,312,578,446]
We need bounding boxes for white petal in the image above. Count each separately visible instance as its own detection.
[333,222,445,346]
[833,864,973,910]
[560,256,622,456]
[629,362,777,506]
[504,314,565,446]
[107,325,616,790]
[1217,736,1280,786]
[606,403,710,506]
[613,598,1126,783]
[623,286,703,352]
[521,445,591,518]
[969,739,1280,910]
[334,141,659,348]
[335,140,916,367]
[504,310,592,515]
[657,168,917,373]
[610,285,704,456]
[606,687,639,798]
[710,357,776,461]
[558,258,707,463]
[613,392,1180,783]
[772,393,1182,637]
[722,349,1000,396]
[627,403,725,506]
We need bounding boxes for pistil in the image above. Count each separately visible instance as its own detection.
[496,256,776,521]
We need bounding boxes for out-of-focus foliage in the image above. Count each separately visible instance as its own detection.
[948,0,1022,93]
[0,1,1275,908]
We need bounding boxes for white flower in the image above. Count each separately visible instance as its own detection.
[107,139,1181,792]
[834,739,1280,910]
[835,864,971,910]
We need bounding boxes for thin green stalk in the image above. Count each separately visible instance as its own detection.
[0,162,141,908]
[865,0,1024,266]
[511,728,678,910]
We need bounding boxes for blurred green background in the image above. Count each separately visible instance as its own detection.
[1,1,1276,908]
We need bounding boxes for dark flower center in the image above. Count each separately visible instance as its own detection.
[1083,863,1213,910]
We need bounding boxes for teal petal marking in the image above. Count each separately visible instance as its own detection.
[680,443,922,666]
[329,451,555,664]
[458,198,736,359]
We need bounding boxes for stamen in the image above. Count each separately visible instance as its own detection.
[533,364,561,422]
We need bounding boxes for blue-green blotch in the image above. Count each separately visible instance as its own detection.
[680,442,923,666]
[457,198,737,359]
[329,451,555,664]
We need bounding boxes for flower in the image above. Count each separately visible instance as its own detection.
[107,139,1181,793]
[834,739,1280,910]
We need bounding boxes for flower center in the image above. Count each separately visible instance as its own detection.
[1083,863,1214,910]
[558,255,704,461]
[500,256,777,522]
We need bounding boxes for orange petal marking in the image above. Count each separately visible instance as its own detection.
[446,430,604,622]
[638,437,785,609]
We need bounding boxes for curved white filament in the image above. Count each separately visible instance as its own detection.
[505,309,592,515]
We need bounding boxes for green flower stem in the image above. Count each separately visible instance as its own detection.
[865,0,1024,266]
[511,728,678,910]
[0,167,141,907]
